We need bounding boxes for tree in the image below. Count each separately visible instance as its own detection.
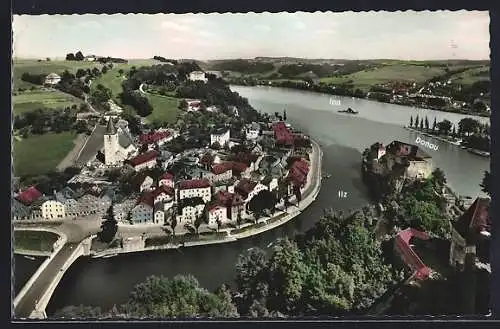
[283,109,287,121]
[75,51,84,61]
[410,116,413,127]
[247,190,277,218]
[235,248,269,314]
[118,68,124,76]
[480,171,491,197]
[66,53,76,61]
[170,215,177,236]
[102,66,109,74]
[432,117,437,131]
[419,118,424,130]
[98,204,118,243]
[458,118,481,137]
[414,115,420,128]
[451,125,456,137]
[194,213,204,234]
[432,168,447,188]
[424,116,429,130]
[436,119,452,135]
[76,69,87,79]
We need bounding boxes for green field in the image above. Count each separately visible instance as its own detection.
[320,64,447,91]
[90,68,127,101]
[14,230,60,252]
[146,94,181,124]
[450,66,490,86]
[13,131,77,177]
[13,89,83,114]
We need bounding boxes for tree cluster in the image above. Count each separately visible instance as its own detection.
[65,51,84,61]
[14,107,78,136]
[20,72,46,85]
[211,59,275,75]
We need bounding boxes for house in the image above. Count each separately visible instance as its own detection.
[153,204,166,225]
[77,194,112,216]
[188,71,207,82]
[103,119,138,166]
[207,205,227,226]
[113,198,137,222]
[186,99,202,111]
[84,55,97,61]
[245,123,261,140]
[129,150,159,171]
[186,167,215,182]
[152,185,175,206]
[199,152,215,169]
[235,178,268,203]
[210,128,230,147]
[211,163,233,183]
[272,121,294,147]
[261,175,279,192]
[385,141,433,180]
[133,174,155,192]
[394,228,431,280]
[16,186,43,206]
[139,130,172,147]
[176,197,206,225]
[130,202,154,224]
[209,190,245,224]
[159,172,175,188]
[44,73,61,86]
[176,179,212,203]
[287,158,310,188]
[37,199,65,220]
[449,197,491,270]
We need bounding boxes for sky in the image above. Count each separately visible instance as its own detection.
[12,11,490,60]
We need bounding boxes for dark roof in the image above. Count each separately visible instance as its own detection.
[161,172,174,180]
[105,119,117,135]
[152,185,175,198]
[215,191,244,208]
[235,179,258,199]
[118,131,134,149]
[139,131,171,145]
[212,162,233,175]
[178,179,211,190]
[453,197,491,244]
[138,191,155,207]
[129,150,159,167]
[16,186,42,205]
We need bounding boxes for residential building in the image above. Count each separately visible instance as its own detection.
[176,197,205,225]
[272,121,294,147]
[211,163,233,183]
[159,172,175,188]
[130,202,154,224]
[449,197,491,270]
[209,190,245,224]
[287,158,310,188]
[176,179,212,203]
[385,140,433,180]
[113,199,137,222]
[40,200,66,219]
[235,179,268,203]
[207,205,227,226]
[153,204,166,225]
[394,228,431,280]
[16,186,43,206]
[139,130,172,147]
[129,150,159,171]
[104,119,137,166]
[210,128,230,147]
[152,185,175,206]
[188,71,207,82]
[133,174,155,192]
[245,123,261,140]
[261,175,279,192]
[44,73,61,86]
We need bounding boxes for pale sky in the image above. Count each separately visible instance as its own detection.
[12,11,490,60]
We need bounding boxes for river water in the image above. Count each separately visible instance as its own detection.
[16,85,489,315]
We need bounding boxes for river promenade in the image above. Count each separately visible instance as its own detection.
[91,139,323,258]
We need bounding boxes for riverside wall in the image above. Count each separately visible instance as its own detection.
[91,140,323,258]
[13,228,67,309]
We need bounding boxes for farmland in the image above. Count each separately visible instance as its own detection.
[13,131,78,177]
[12,89,83,114]
[145,93,182,124]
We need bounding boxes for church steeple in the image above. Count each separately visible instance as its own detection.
[105,118,117,135]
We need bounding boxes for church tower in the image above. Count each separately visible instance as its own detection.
[104,119,119,165]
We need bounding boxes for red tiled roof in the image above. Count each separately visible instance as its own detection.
[212,162,233,175]
[231,161,248,174]
[17,186,42,205]
[139,131,171,145]
[153,185,175,199]
[161,172,174,180]
[130,150,159,167]
[272,121,294,146]
[138,191,155,207]
[235,179,258,199]
[200,153,214,165]
[216,191,244,207]
[394,228,431,280]
[209,204,226,213]
[178,179,211,190]
[453,197,491,244]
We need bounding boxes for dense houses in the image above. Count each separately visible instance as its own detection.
[13,117,312,230]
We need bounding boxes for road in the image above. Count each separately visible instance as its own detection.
[14,243,78,318]
[74,125,106,166]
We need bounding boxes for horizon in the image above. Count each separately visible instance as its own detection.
[13,11,490,60]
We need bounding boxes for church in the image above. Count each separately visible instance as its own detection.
[103,119,137,166]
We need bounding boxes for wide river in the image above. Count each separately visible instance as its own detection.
[16,85,490,315]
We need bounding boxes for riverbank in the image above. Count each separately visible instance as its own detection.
[404,126,490,158]
[230,82,490,118]
[91,139,322,258]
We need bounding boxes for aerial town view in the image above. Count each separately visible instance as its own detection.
[12,11,491,319]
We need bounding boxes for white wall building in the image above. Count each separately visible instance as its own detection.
[176,204,205,225]
[130,203,153,224]
[159,173,175,188]
[188,71,207,82]
[210,129,230,147]
[44,73,61,86]
[139,175,154,192]
[245,123,261,140]
[207,205,228,226]
[104,119,137,166]
[129,150,159,172]
[176,180,212,203]
[41,200,66,219]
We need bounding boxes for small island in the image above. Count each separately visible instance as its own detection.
[338,107,359,114]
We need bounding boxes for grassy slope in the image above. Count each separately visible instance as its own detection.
[146,94,181,124]
[13,89,83,115]
[449,66,490,86]
[13,131,78,177]
[14,230,60,252]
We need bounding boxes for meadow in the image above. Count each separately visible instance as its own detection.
[13,89,83,114]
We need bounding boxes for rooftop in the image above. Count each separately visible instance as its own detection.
[16,186,43,206]
[453,197,491,244]
[129,150,159,167]
[178,179,211,190]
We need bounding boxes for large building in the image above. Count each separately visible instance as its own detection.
[210,128,230,147]
[44,73,61,86]
[103,119,137,166]
[384,141,433,180]
[188,71,207,82]
[129,150,159,171]
[176,179,212,203]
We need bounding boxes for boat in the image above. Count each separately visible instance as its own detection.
[102,253,118,259]
[23,255,36,261]
[338,107,359,114]
[322,173,332,179]
[467,149,490,158]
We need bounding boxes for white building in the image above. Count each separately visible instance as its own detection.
[176,202,205,225]
[154,207,165,225]
[130,202,153,224]
[41,200,66,219]
[159,172,175,188]
[113,199,137,222]
[211,163,233,183]
[44,73,61,86]
[188,71,207,82]
[104,119,137,166]
[176,179,212,203]
[207,205,227,226]
[129,150,159,172]
[245,123,261,140]
[152,186,175,206]
[137,175,154,192]
[210,129,230,147]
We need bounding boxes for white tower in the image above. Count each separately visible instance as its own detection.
[104,119,119,165]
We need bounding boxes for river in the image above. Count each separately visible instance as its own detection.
[17,85,489,315]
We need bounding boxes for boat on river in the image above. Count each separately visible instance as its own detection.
[23,255,36,261]
[467,149,490,158]
[338,107,359,114]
